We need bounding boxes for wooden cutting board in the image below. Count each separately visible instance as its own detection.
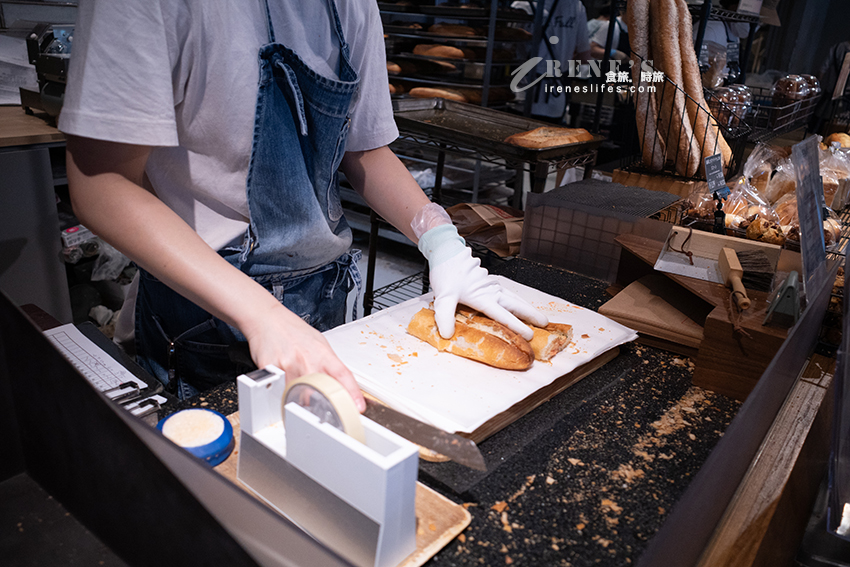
[214,413,471,567]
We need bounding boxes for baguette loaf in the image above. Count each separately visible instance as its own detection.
[650,0,701,177]
[674,0,732,175]
[407,307,534,370]
[409,87,468,102]
[407,307,575,368]
[413,44,471,60]
[504,126,593,149]
[626,0,666,171]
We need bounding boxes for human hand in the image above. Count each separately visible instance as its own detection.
[242,302,366,412]
[419,224,548,340]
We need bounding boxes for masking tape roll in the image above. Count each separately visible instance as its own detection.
[282,373,366,444]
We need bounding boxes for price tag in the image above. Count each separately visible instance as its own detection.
[705,154,729,198]
[792,136,828,300]
[726,41,740,64]
[699,43,709,67]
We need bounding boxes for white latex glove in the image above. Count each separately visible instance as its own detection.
[417,222,548,341]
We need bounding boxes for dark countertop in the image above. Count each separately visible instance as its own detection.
[164,258,741,566]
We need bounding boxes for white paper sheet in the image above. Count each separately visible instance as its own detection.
[44,323,146,392]
[324,277,637,434]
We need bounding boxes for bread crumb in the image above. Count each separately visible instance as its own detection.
[429,522,436,531]
[458,533,466,543]
[567,457,583,466]
[576,522,586,530]
[546,476,555,485]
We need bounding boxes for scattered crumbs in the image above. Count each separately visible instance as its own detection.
[581,334,590,339]
[412,352,418,357]
[658,507,666,515]
[505,556,514,565]
[688,433,696,441]
[599,328,605,332]
[576,522,586,531]
[491,501,508,513]
[597,538,612,548]
[545,476,555,485]
[359,342,367,345]
[500,544,509,553]
[501,511,512,532]
[387,353,403,363]
[458,533,466,543]
[200,401,209,407]
[601,498,623,514]
[672,358,687,367]
[567,457,583,466]
[610,464,645,484]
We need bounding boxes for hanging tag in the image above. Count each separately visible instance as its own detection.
[726,42,740,64]
[699,43,710,67]
[705,154,729,198]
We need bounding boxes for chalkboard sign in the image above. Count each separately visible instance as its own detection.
[792,136,828,300]
[705,154,729,199]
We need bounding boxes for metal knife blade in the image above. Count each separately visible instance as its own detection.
[363,398,487,471]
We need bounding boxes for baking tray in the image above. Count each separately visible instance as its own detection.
[392,98,605,162]
[378,2,420,13]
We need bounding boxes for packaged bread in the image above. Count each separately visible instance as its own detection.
[408,87,468,102]
[504,126,593,149]
[824,132,850,148]
[764,159,797,204]
[407,307,574,369]
[745,217,786,246]
[742,143,788,201]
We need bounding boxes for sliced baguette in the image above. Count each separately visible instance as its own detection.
[529,322,574,361]
[407,308,534,370]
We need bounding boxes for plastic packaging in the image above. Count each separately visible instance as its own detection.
[742,143,790,201]
[410,202,452,240]
[91,241,131,282]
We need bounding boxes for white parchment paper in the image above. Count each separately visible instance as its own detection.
[324,277,637,434]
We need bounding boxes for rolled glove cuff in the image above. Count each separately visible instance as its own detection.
[418,224,466,267]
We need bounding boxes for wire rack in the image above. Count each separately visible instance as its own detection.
[620,52,752,181]
[746,86,820,143]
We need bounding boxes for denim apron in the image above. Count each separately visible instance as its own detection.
[135,0,361,399]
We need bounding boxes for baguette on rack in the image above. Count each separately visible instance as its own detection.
[413,44,471,60]
[503,126,594,148]
[408,87,468,102]
[649,0,701,177]
[626,0,665,171]
[674,0,732,176]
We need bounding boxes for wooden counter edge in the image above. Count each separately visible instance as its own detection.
[696,354,835,567]
[0,106,65,148]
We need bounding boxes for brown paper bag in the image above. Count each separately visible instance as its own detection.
[446,203,523,257]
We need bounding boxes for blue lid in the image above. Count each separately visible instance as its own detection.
[157,408,234,467]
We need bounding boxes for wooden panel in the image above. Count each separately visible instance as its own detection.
[696,355,834,567]
[616,233,790,400]
[0,107,64,148]
[215,413,471,567]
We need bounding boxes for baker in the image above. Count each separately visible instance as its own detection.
[59,0,547,406]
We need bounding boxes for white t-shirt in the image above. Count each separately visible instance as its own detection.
[59,0,398,251]
[587,18,620,53]
[529,0,590,118]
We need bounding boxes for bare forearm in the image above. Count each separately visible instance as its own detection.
[340,146,432,243]
[66,140,283,338]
